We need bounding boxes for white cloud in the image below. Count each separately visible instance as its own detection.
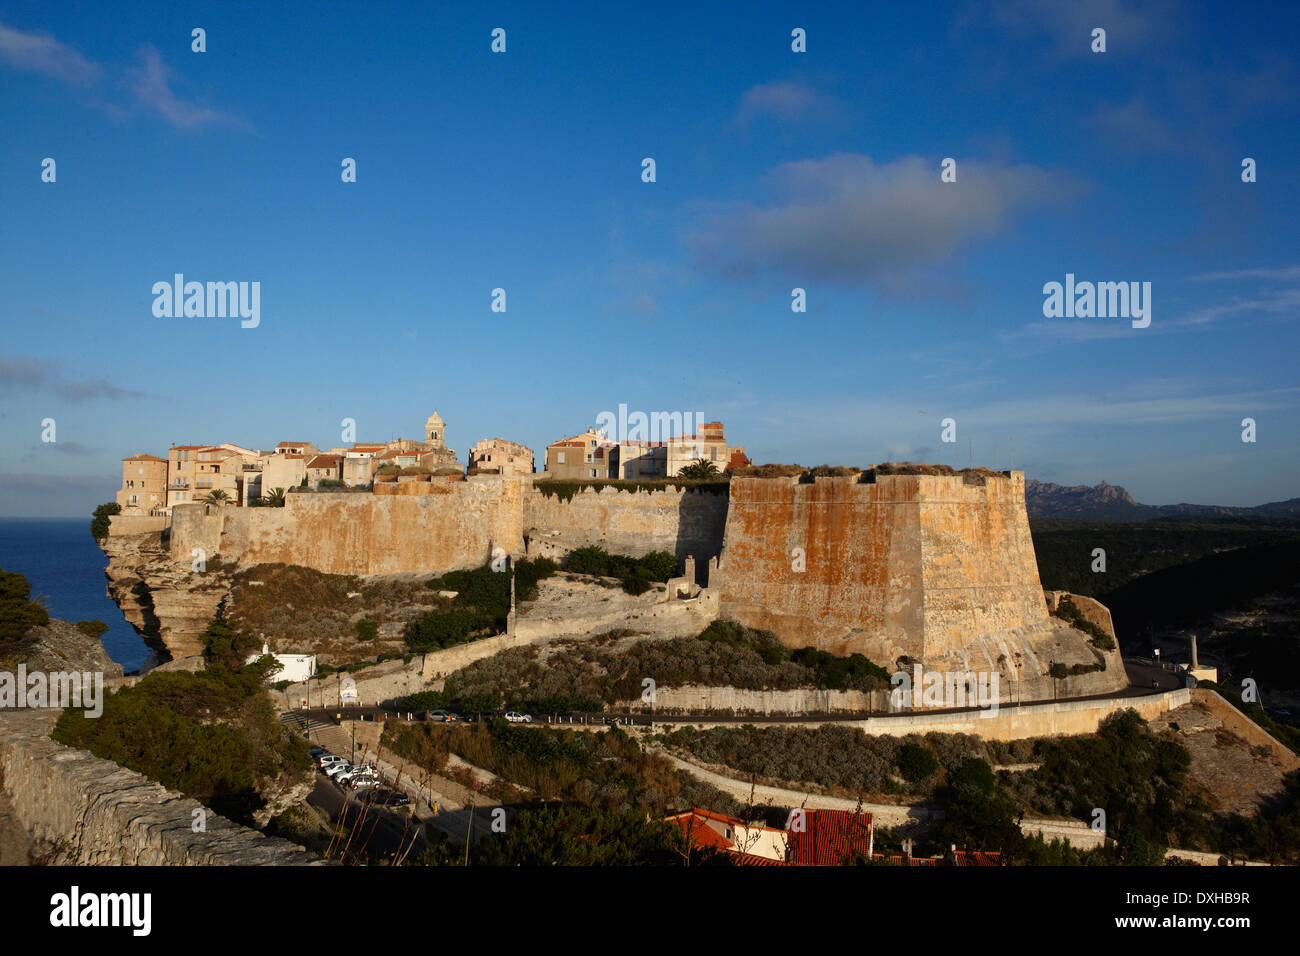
[0,21,99,86]
[687,153,1081,290]
[734,80,836,127]
[128,45,240,129]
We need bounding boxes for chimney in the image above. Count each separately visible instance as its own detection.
[1190,634,1199,668]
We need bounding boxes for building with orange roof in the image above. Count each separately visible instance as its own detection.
[787,808,874,866]
[665,808,789,863]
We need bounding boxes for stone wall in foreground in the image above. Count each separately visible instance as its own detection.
[0,709,321,865]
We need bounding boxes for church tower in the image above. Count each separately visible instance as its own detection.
[425,412,445,449]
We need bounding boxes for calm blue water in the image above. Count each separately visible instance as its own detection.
[0,518,152,673]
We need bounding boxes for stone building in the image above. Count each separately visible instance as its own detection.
[116,454,168,514]
[664,422,747,476]
[421,412,458,467]
[544,428,615,480]
[262,453,308,493]
[469,438,534,475]
[165,445,204,507]
[305,454,343,487]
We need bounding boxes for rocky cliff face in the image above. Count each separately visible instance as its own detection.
[19,619,124,679]
[100,526,232,662]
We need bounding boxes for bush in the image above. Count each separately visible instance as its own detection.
[200,617,262,669]
[90,502,121,541]
[0,569,49,658]
[562,546,679,594]
[355,618,378,642]
[404,608,494,653]
[52,662,311,826]
[75,620,110,640]
[896,742,939,783]
[398,690,450,711]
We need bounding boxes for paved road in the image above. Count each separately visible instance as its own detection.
[307,773,426,862]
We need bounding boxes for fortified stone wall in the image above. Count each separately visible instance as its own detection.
[714,473,1044,658]
[712,472,1125,694]
[522,484,729,568]
[651,689,1193,743]
[170,477,527,576]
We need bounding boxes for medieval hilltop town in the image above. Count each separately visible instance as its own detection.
[1,409,1291,869]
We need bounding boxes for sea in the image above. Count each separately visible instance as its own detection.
[0,518,152,673]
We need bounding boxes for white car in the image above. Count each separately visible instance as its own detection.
[318,754,345,768]
[504,711,532,723]
[324,762,353,779]
[337,766,379,786]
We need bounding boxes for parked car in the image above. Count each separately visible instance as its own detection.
[336,763,372,778]
[309,746,326,757]
[317,755,346,770]
[426,709,458,722]
[324,762,353,779]
[372,790,411,807]
[346,776,381,791]
[338,767,380,786]
[504,711,532,723]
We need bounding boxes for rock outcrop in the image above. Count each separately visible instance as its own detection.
[19,619,124,679]
[100,524,231,660]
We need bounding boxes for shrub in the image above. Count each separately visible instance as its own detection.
[52,661,310,826]
[90,502,121,542]
[0,569,49,658]
[75,620,110,640]
[562,546,679,594]
[896,742,939,783]
[200,617,262,669]
[355,618,378,642]
[404,608,494,652]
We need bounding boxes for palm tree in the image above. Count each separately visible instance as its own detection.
[678,458,720,480]
[204,489,231,505]
[265,487,287,507]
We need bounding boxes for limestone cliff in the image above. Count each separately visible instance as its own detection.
[100,524,231,661]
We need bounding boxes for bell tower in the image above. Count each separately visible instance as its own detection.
[425,411,445,449]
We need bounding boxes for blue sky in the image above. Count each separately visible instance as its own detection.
[2,0,1298,516]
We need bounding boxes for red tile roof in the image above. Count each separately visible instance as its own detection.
[123,453,167,462]
[666,812,731,850]
[787,809,874,866]
[307,454,342,468]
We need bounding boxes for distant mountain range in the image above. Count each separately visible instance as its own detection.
[1024,479,1300,521]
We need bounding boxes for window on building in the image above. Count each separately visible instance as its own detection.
[589,469,597,478]
[557,452,565,464]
